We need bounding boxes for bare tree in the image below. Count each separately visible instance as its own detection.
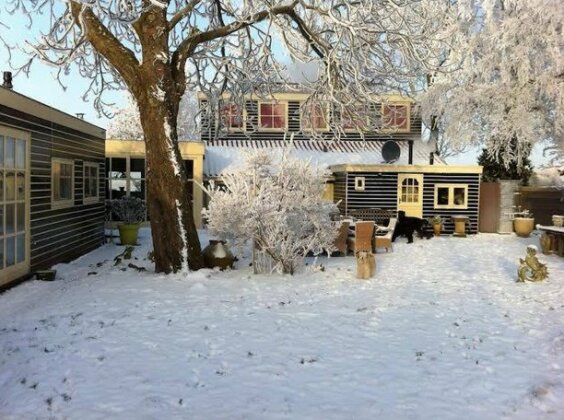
[4,0,455,273]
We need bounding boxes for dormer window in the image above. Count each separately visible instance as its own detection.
[259,102,287,130]
[220,103,244,130]
[342,105,370,131]
[382,103,410,132]
[301,102,328,131]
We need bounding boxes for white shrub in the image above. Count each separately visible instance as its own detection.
[203,150,339,275]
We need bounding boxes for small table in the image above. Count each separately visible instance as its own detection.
[451,215,469,237]
[537,225,564,257]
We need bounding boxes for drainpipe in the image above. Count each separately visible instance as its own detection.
[408,140,414,164]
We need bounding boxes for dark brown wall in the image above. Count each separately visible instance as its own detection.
[518,187,564,226]
[0,105,105,272]
[479,182,501,232]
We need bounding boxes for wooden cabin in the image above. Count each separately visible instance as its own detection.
[0,84,105,288]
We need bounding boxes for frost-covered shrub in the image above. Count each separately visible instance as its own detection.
[111,197,146,224]
[203,151,339,275]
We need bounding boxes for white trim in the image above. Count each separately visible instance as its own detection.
[300,101,330,132]
[354,176,366,192]
[434,183,469,209]
[51,158,75,209]
[381,102,411,133]
[219,103,246,132]
[83,161,100,204]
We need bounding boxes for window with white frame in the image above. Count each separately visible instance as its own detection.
[220,103,244,130]
[83,162,99,203]
[259,102,287,130]
[301,102,329,131]
[52,158,74,208]
[342,105,370,131]
[434,184,468,209]
[382,103,410,132]
[354,176,366,191]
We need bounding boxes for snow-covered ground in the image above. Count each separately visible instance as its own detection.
[0,229,563,419]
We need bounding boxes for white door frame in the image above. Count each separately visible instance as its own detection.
[397,173,424,218]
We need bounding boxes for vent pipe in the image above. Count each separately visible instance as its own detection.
[76,113,85,120]
[2,71,13,89]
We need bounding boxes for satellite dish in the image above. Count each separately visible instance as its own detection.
[382,140,401,163]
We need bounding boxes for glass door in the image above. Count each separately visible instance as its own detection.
[0,130,29,286]
[397,174,423,218]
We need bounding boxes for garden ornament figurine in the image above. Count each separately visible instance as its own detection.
[517,245,548,283]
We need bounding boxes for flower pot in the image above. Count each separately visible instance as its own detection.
[552,215,564,227]
[513,217,535,238]
[432,223,442,236]
[118,224,140,245]
[203,240,235,270]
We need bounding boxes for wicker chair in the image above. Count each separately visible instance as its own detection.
[347,221,375,254]
[333,221,350,256]
[374,217,397,253]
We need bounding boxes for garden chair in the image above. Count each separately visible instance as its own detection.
[333,221,350,256]
[347,221,375,254]
[374,217,397,253]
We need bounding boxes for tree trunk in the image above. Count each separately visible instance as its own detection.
[137,96,204,273]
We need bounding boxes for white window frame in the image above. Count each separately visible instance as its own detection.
[83,162,100,204]
[354,176,366,192]
[342,105,371,132]
[381,102,411,133]
[219,102,246,132]
[300,102,330,132]
[258,101,288,131]
[52,158,75,209]
[434,183,469,209]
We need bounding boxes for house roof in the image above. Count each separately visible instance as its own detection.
[204,139,445,177]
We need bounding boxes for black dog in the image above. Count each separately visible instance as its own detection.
[392,211,431,243]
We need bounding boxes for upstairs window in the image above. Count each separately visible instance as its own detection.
[342,105,370,131]
[52,158,74,208]
[220,103,244,130]
[382,103,410,132]
[259,102,287,130]
[301,102,328,131]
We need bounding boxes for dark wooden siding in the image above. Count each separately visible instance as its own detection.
[0,104,105,272]
[334,170,480,234]
[201,100,422,144]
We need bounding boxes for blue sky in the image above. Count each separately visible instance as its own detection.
[0,7,551,167]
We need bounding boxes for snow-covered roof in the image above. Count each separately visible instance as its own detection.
[204,139,445,177]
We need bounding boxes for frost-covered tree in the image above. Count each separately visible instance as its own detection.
[3,0,456,273]
[107,93,198,140]
[203,151,338,275]
[421,0,563,167]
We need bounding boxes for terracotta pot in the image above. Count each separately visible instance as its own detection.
[118,224,140,245]
[513,217,535,238]
[432,223,442,237]
[203,240,235,270]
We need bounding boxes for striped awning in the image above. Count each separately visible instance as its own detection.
[204,139,445,177]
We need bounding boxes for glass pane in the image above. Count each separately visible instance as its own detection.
[16,174,25,200]
[454,188,466,205]
[16,233,25,264]
[130,179,145,199]
[110,158,126,178]
[60,178,72,200]
[110,179,127,199]
[0,238,4,269]
[0,172,3,201]
[260,103,273,116]
[5,172,15,201]
[62,163,72,177]
[0,135,4,167]
[437,187,449,205]
[0,205,3,236]
[16,140,25,169]
[5,137,15,168]
[6,203,14,234]
[130,159,145,179]
[6,236,15,267]
[16,203,24,232]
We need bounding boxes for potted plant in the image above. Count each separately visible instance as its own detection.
[429,215,443,236]
[513,208,535,238]
[111,197,146,245]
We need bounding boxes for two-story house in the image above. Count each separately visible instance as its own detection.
[199,91,482,234]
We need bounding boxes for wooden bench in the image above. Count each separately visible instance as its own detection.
[538,225,564,257]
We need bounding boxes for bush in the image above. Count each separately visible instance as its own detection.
[111,197,146,224]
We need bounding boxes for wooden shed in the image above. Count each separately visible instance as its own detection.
[0,85,106,288]
[331,164,483,234]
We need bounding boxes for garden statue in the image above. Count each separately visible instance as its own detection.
[517,245,548,283]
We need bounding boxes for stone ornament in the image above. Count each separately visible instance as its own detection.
[517,245,548,283]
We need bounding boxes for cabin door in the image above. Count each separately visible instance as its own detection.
[0,130,30,287]
[397,174,423,218]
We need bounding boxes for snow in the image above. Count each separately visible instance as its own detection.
[1,229,563,418]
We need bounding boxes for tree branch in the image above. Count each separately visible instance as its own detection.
[169,0,202,30]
